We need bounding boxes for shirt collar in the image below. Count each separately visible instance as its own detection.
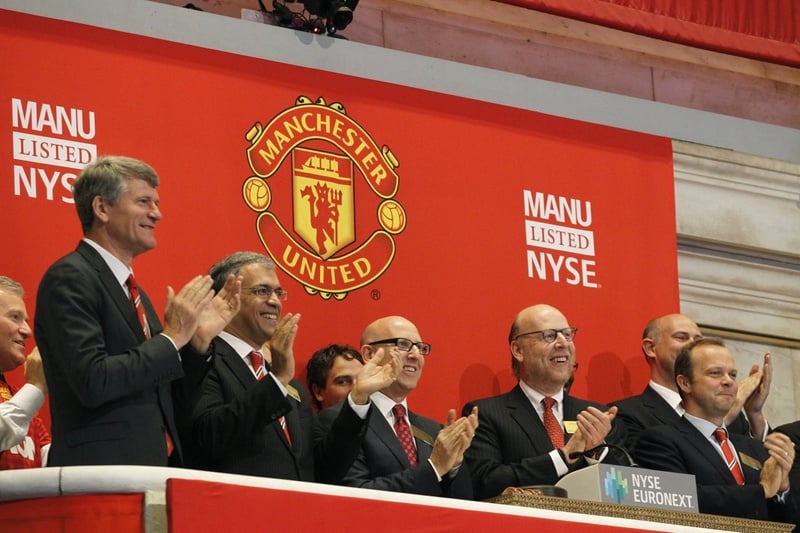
[649,380,684,414]
[218,330,260,361]
[683,412,722,439]
[519,380,564,411]
[371,390,408,419]
[83,238,132,289]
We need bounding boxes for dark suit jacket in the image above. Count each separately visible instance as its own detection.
[613,385,751,453]
[189,336,365,482]
[317,400,473,499]
[35,241,203,466]
[773,419,800,525]
[635,417,798,522]
[463,385,625,500]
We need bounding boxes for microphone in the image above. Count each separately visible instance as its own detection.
[568,443,638,467]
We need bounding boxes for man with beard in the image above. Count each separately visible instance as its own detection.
[317,315,478,498]
[463,304,623,500]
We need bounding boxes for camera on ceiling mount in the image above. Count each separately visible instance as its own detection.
[263,0,359,37]
[302,0,360,34]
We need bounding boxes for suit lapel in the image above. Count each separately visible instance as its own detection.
[677,417,737,481]
[408,411,435,462]
[507,385,555,452]
[369,405,412,467]
[217,340,255,389]
[76,241,152,341]
[562,396,583,443]
[729,432,765,484]
[217,339,297,453]
[643,386,682,425]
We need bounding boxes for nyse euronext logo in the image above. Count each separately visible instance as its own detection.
[604,467,628,503]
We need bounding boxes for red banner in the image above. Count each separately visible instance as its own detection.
[0,9,678,428]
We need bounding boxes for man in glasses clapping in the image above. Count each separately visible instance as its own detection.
[317,315,478,499]
[463,304,624,500]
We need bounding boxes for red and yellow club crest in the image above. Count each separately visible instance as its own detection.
[243,96,405,300]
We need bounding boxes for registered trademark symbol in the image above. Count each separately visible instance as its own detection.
[370,289,381,300]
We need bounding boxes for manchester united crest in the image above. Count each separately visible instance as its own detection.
[243,96,405,300]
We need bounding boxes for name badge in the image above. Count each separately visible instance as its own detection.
[739,452,762,470]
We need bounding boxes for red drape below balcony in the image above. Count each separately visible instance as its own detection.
[501,0,800,67]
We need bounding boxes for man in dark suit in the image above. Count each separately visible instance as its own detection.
[774,419,800,522]
[463,304,623,500]
[775,420,800,496]
[317,315,478,498]
[35,156,240,467]
[189,252,398,482]
[635,338,797,522]
[613,313,771,453]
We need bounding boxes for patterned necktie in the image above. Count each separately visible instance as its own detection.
[713,427,744,485]
[249,351,292,448]
[392,404,417,466]
[126,274,173,456]
[126,274,150,339]
[542,396,565,449]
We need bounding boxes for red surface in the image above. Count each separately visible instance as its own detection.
[0,9,677,430]
[0,494,143,532]
[167,478,656,532]
[503,0,800,67]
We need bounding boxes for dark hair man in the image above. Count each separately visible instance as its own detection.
[635,338,797,523]
[189,252,399,482]
[306,344,363,412]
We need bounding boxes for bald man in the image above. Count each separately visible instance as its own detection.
[612,313,770,452]
[317,315,478,499]
[463,304,623,500]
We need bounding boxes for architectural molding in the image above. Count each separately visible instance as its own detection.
[674,141,800,261]
[679,250,800,340]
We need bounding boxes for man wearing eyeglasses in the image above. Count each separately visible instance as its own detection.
[463,304,623,500]
[612,313,771,453]
[317,315,479,498]
[187,251,399,482]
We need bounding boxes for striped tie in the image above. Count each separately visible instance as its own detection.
[249,351,292,447]
[713,427,744,485]
[126,273,173,457]
[126,274,150,339]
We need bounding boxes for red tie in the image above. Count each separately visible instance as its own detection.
[126,274,151,339]
[249,351,292,448]
[543,397,565,449]
[713,427,745,485]
[126,274,173,457]
[392,404,417,466]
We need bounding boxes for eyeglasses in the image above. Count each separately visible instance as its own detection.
[368,337,432,356]
[243,285,288,301]
[513,327,578,343]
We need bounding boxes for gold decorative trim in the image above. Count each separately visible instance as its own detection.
[488,493,794,533]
